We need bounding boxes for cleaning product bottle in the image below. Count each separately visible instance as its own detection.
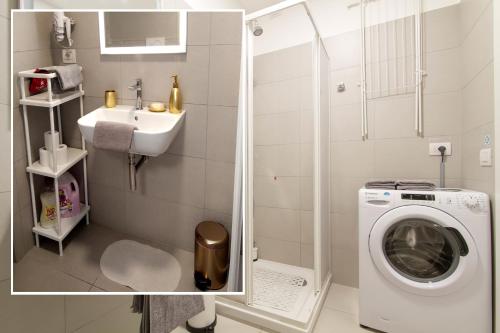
[168,74,182,114]
[40,192,57,228]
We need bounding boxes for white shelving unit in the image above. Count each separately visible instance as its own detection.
[19,68,90,256]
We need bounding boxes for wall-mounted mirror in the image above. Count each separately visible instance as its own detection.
[98,11,187,54]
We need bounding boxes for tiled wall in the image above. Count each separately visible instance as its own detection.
[325,5,466,287]
[0,0,14,283]
[459,0,495,195]
[12,11,242,259]
[253,43,315,268]
[12,12,55,261]
[5,6,138,333]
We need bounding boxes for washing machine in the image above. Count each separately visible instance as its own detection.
[359,188,492,333]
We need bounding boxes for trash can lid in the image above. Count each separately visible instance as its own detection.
[195,221,229,249]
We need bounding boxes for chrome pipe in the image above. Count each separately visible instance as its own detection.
[128,153,149,191]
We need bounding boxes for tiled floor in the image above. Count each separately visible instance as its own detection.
[313,284,370,333]
[13,223,198,292]
[55,283,370,333]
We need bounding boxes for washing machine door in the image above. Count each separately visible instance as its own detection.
[369,205,478,296]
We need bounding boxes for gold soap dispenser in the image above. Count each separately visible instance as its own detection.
[169,75,182,114]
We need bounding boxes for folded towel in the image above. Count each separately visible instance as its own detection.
[132,295,205,333]
[93,121,136,152]
[365,180,436,191]
[44,64,82,92]
[365,180,397,190]
[397,180,436,191]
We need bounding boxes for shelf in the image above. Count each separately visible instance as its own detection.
[18,69,58,79]
[20,90,85,108]
[32,204,90,242]
[26,147,88,178]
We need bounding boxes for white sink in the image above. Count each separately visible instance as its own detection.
[78,105,185,157]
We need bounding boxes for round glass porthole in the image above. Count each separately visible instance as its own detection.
[383,219,465,283]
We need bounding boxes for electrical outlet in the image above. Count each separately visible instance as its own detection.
[62,49,76,64]
[429,142,452,156]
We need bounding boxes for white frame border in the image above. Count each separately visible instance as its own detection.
[98,10,187,54]
[10,8,246,296]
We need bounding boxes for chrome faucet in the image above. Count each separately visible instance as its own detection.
[128,78,143,110]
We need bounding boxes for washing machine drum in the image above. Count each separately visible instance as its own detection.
[369,205,478,296]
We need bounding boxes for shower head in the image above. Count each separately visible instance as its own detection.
[252,20,263,36]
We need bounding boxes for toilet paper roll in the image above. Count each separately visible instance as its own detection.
[44,131,59,152]
[39,144,68,168]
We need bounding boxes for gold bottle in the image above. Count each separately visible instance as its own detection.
[168,75,182,114]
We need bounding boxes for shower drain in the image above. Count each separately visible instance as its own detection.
[253,268,308,312]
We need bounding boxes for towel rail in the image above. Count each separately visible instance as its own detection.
[359,0,423,139]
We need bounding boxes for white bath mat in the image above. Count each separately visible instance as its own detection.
[100,240,181,292]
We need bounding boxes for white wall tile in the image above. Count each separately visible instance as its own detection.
[89,183,126,232]
[254,144,300,177]
[300,210,314,245]
[254,112,299,146]
[205,160,235,215]
[140,153,206,208]
[460,0,492,39]
[12,12,52,52]
[332,141,375,179]
[323,30,361,71]
[187,12,211,46]
[424,48,461,94]
[206,105,238,163]
[371,95,415,139]
[423,91,462,136]
[461,3,493,86]
[0,16,9,105]
[462,62,494,132]
[78,49,122,98]
[254,206,300,243]
[208,44,241,107]
[169,103,208,159]
[300,243,314,268]
[121,46,210,105]
[255,236,301,266]
[254,79,301,115]
[373,137,462,180]
[424,4,461,52]
[210,12,242,45]
[254,175,300,210]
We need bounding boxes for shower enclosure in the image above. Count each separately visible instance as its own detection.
[217,1,331,332]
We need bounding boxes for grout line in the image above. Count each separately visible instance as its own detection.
[461,59,494,90]
[459,0,493,45]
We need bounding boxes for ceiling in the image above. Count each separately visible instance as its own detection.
[238,0,284,13]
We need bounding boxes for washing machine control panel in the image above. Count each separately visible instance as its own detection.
[362,189,490,214]
[436,192,489,212]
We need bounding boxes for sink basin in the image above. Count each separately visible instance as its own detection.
[78,105,185,157]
